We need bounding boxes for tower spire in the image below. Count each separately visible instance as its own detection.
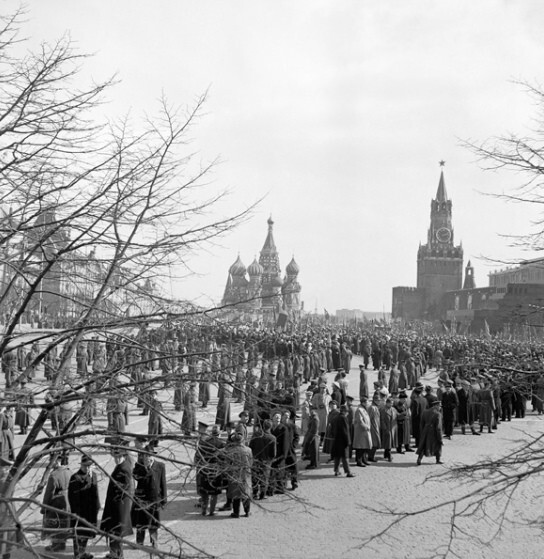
[436,162,448,202]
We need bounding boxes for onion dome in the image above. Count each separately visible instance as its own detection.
[229,254,246,277]
[248,257,263,277]
[286,256,299,275]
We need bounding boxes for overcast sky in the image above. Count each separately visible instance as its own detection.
[13,1,544,312]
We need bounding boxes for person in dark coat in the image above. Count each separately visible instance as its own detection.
[248,420,276,499]
[281,410,300,491]
[68,455,101,559]
[196,424,226,515]
[41,454,71,552]
[101,449,134,559]
[0,407,15,463]
[270,412,289,495]
[301,410,320,470]
[330,405,355,477]
[417,398,444,465]
[14,379,33,435]
[359,364,369,401]
[410,383,428,447]
[440,381,459,439]
[131,446,167,548]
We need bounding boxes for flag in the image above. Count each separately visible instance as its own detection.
[324,309,330,320]
[483,319,491,340]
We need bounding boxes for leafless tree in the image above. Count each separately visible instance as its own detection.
[0,7,261,558]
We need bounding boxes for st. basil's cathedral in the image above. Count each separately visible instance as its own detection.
[222,217,302,322]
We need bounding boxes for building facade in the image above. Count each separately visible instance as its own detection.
[393,165,463,320]
[221,217,302,322]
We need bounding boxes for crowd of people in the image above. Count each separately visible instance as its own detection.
[2,320,544,558]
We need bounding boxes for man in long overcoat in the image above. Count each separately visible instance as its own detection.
[132,447,167,548]
[68,455,101,559]
[380,398,398,462]
[352,397,372,466]
[359,364,369,401]
[101,449,134,559]
[301,410,320,470]
[41,455,71,552]
[330,405,354,477]
[416,398,444,465]
[366,394,381,462]
[221,431,253,518]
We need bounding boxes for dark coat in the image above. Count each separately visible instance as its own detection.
[101,458,134,537]
[68,468,101,538]
[302,415,320,464]
[330,412,351,458]
[131,460,167,529]
[417,407,443,456]
[42,466,71,538]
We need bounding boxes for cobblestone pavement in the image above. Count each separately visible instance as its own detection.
[10,355,544,559]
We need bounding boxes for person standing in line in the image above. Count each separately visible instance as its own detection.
[68,455,101,559]
[416,398,444,466]
[100,448,134,559]
[131,446,167,549]
[352,396,371,467]
[379,397,398,462]
[249,420,276,500]
[441,380,459,439]
[366,393,381,462]
[330,405,355,478]
[222,430,253,518]
[302,409,320,470]
[41,454,71,553]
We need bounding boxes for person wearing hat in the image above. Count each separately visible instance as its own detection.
[132,445,167,548]
[478,379,496,434]
[221,429,253,518]
[100,447,134,559]
[330,404,355,477]
[196,424,226,516]
[300,390,313,435]
[302,409,320,470]
[0,405,15,464]
[352,397,371,466]
[367,393,382,462]
[322,400,339,458]
[394,391,414,454]
[249,420,277,499]
[379,398,398,462]
[359,364,369,402]
[311,383,330,446]
[410,383,428,448]
[181,382,198,435]
[68,455,100,559]
[14,378,33,435]
[41,453,71,553]
[416,397,444,465]
[441,381,459,439]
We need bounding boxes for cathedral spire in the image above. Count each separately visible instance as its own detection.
[435,164,448,202]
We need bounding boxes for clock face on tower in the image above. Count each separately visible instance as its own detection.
[436,227,452,243]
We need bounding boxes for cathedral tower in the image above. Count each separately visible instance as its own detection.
[416,164,463,316]
[259,216,283,309]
